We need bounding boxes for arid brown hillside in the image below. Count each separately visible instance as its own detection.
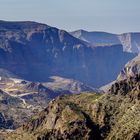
[4,74,140,140]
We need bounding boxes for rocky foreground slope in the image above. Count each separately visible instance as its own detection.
[3,74,140,140]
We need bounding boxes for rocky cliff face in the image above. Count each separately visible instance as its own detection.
[0,21,88,81]
[119,33,140,53]
[101,54,140,92]
[5,74,140,140]
[71,30,140,53]
[0,21,136,88]
[117,54,140,80]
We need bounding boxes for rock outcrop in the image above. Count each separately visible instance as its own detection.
[117,54,140,80]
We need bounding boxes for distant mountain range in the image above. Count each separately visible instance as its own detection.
[71,30,140,53]
[43,76,100,94]
[0,21,136,88]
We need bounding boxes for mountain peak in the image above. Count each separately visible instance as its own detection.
[0,20,50,31]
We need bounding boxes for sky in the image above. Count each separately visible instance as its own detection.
[0,0,140,33]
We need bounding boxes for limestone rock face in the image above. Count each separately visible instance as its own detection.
[71,30,140,53]
[119,33,140,53]
[0,21,136,88]
[117,54,140,80]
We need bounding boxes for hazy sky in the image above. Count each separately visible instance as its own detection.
[0,0,140,33]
